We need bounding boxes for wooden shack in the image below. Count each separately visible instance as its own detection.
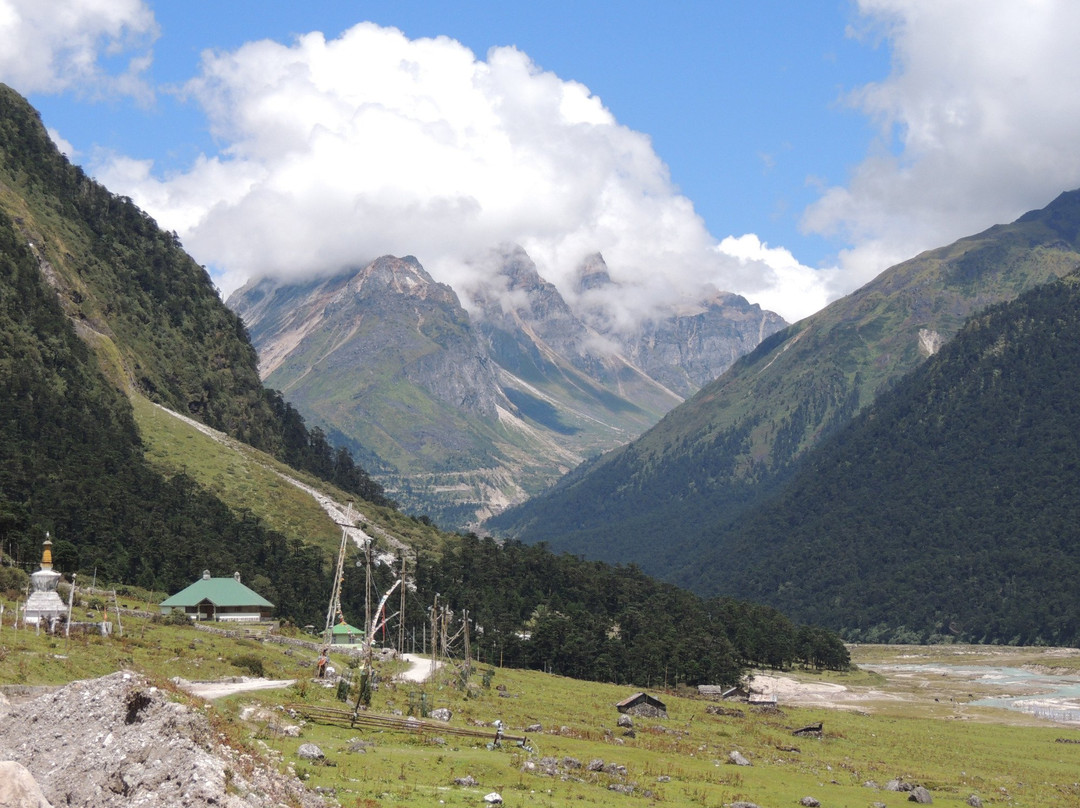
[615,692,668,718]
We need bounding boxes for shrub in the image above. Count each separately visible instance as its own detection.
[161,610,192,626]
[231,653,265,677]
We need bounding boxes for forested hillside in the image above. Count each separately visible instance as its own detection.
[685,270,1080,644]
[0,204,331,620]
[383,534,849,685]
[0,84,388,507]
[488,189,1080,585]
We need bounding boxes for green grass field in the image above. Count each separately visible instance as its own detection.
[3,614,1079,808]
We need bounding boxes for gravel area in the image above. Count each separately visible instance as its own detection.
[0,671,324,807]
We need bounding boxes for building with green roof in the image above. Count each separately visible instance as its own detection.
[160,570,274,622]
[330,619,365,645]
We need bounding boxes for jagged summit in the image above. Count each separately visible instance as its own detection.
[573,252,614,293]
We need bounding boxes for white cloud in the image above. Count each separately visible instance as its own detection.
[804,0,1080,287]
[717,235,840,322]
[93,22,826,322]
[46,127,76,159]
[0,0,157,98]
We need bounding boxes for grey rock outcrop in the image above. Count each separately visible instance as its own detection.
[0,761,53,808]
[230,247,785,529]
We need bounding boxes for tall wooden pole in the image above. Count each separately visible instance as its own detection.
[323,502,353,646]
[398,555,406,653]
[463,608,471,681]
[364,530,372,654]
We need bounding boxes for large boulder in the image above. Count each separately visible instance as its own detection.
[0,761,53,808]
[908,786,933,804]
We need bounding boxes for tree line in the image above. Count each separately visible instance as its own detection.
[367,533,849,688]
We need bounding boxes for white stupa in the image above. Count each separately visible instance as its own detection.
[23,534,66,628]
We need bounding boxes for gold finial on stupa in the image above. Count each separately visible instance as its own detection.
[41,532,53,571]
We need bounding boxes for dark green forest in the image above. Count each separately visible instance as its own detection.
[489,190,1080,591]
[356,534,849,687]
[0,206,330,619]
[684,271,1080,644]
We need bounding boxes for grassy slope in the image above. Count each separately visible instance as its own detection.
[1,618,1079,808]
[128,391,447,560]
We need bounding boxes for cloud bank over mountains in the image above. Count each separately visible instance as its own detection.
[5,0,1080,325]
[806,0,1080,292]
[98,22,821,322]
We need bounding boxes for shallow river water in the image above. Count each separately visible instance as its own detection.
[864,662,1080,724]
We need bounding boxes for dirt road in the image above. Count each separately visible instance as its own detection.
[399,653,442,683]
[176,677,296,700]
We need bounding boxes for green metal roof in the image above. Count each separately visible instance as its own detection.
[160,576,274,609]
[331,621,364,635]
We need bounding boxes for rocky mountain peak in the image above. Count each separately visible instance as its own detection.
[230,247,787,526]
[347,254,459,307]
[573,253,614,293]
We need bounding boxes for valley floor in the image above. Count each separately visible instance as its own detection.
[754,644,1080,727]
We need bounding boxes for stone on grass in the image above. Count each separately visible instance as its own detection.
[728,750,752,766]
[483,791,503,804]
[430,707,452,721]
[297,743,324,760]
[617,713,633,728]
[966,796,983,808]
[908,785,933,804]
[799,798,821,807]
[453,775,478,786]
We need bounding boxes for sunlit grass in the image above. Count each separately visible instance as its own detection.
[4,624,1079,807]
[128,391,447,559]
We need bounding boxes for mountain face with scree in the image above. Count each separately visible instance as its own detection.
[230,247,784,527]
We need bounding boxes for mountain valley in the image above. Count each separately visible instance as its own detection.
[229,245,785,527]
[489,190,1080,604]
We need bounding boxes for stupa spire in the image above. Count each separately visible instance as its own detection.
[40,532,53,571]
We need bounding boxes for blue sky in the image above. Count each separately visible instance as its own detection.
[6,1,1080,322]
